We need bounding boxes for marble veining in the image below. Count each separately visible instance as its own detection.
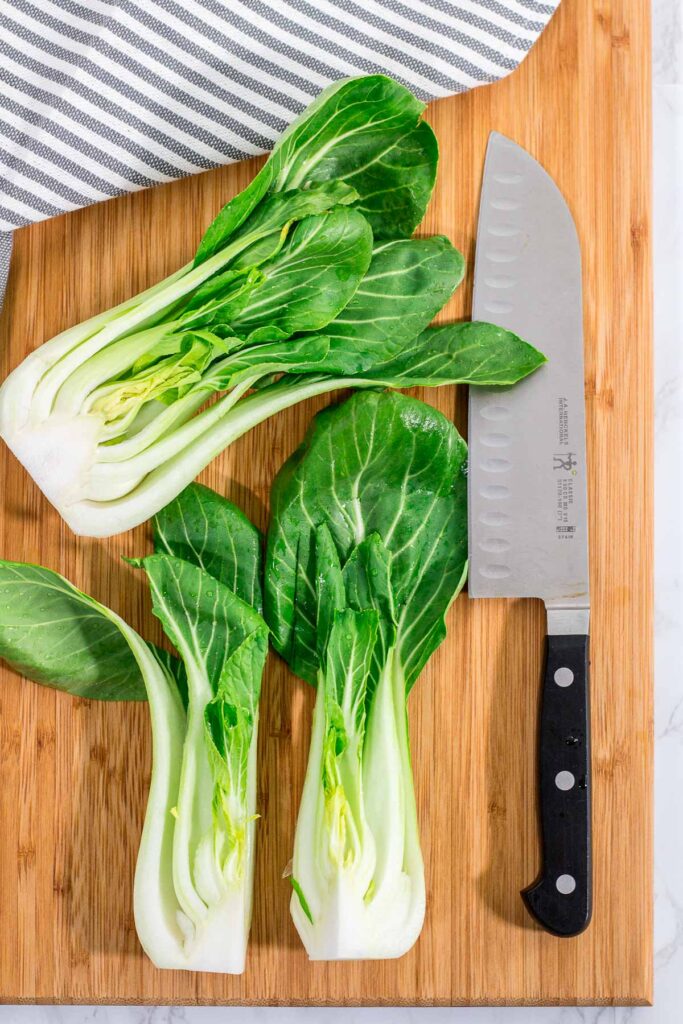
[1,3,681,1022]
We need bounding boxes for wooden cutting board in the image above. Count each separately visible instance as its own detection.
[0,0,652,1006]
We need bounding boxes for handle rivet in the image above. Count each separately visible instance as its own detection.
[554,667,574,687]
[555,770,575,791]
[556,874,576,895]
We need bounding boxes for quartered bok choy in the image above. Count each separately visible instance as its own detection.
[0,483,267,973]
[265,391,469,960]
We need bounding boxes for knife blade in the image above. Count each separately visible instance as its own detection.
[468,132,591,937]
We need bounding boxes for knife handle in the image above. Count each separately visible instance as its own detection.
[522,633,592,937]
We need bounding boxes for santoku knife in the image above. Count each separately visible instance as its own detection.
[468,132,591,937]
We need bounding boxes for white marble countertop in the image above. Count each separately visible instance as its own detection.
[3,2,681,1021]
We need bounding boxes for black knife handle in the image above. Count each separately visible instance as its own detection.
[522,633,592,937]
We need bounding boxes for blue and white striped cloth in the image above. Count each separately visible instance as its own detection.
[0,0,560,307]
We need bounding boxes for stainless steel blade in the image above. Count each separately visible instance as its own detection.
[468,132,589,634]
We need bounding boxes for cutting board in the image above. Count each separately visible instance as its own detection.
[0,0,652,1006]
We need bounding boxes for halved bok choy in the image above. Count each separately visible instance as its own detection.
[0,74,542,539]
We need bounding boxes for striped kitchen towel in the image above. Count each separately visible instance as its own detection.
[0,0,560,307]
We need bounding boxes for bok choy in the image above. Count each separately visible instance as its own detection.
[0,483,267,973]
[264,390,470,960]
[0,74,542,539]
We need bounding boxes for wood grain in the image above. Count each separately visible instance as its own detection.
[0,0,652,1005]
